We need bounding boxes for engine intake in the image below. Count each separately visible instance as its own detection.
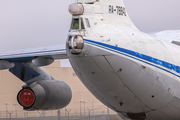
[18,89,35,107]
[17,80,72,110]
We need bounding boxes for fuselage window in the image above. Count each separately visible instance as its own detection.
[71,18,79,30]
[85,18,90,28]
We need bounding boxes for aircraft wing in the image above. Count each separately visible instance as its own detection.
[152,30,180,45]
[0,44,67,69]
[0,44,67,61]
[2,44,72,110]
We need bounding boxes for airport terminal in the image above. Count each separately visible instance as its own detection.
[0,60,121,120]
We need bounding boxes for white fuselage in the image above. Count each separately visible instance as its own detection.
[67,2,180,120]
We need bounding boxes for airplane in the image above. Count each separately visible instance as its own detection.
[1,0,180,119]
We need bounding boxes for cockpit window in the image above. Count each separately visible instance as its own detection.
[81,18,85,29]
[70,18,85,30]
[85,18,90,28]
[71,18,79,30]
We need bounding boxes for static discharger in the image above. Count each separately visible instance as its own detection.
[68,3,84,15]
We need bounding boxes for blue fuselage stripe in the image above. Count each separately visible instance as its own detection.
[84,39,180,78]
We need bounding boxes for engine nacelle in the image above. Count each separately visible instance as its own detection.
[17,80,72,110]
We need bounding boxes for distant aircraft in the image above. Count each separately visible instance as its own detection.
[1,0,180,119]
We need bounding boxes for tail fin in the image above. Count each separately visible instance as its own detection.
[76,0,137,29]
[99,0,137,29]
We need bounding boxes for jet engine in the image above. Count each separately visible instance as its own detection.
[17,80,72,110]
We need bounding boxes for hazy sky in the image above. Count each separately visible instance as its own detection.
[0,0,180,51]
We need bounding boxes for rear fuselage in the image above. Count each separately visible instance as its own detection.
[67,1,180,120]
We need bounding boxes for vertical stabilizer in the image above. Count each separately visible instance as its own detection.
[99,0,137,29]
[75,0,137,29]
